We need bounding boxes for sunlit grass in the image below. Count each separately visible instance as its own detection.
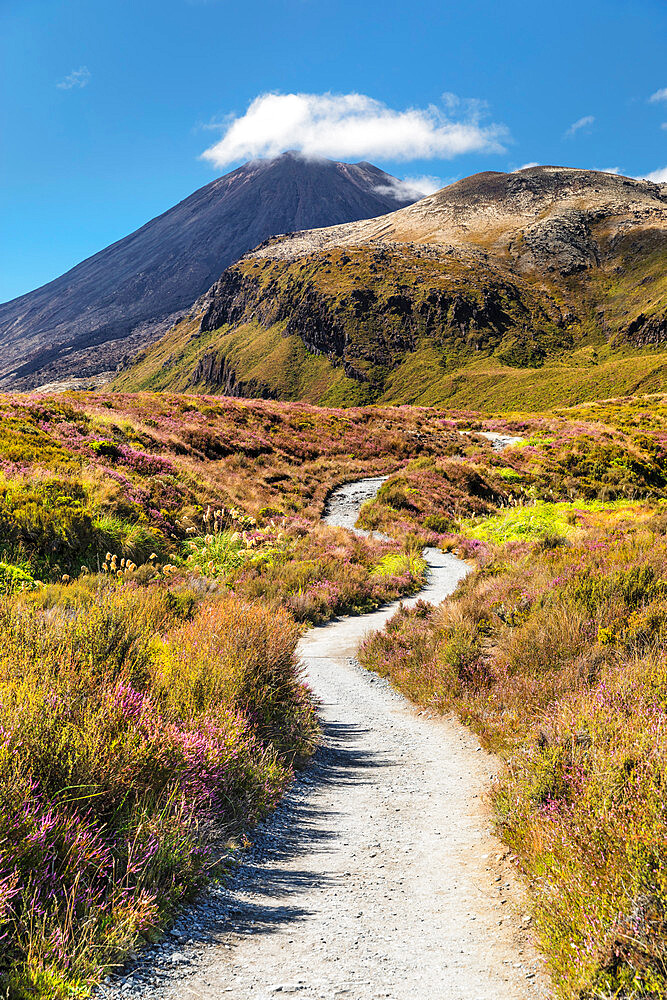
[0,582,316,997]
[3,388,667,996]
[460,499,649,544]
[359,509,667,997]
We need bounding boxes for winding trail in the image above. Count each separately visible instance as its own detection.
[100,472,546,1000]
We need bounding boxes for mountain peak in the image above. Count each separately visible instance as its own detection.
[0,156,419,390]
[116,164,666,408]
[242,165,666,265]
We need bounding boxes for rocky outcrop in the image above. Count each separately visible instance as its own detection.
[516,209,601,275]
[621,311,667,348]
[190,348,279,400]
[193,248,567,392]
[117,166,667,404]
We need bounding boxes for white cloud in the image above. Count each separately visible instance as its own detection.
[57,66,91,90]
[641,166,667,183]
[661,122,667,131]
[595,166,620,174]
[649,88,667,103]
[374,174,445,200]
[201,92,508,168]
[514,162,540,171]
[564,115,595,139]
[402,174,446,195]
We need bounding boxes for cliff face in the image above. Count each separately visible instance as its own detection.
[195,246,567,386]
[115,166,667,409]
[0,153,418,390]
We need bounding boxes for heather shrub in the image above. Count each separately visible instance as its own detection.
[0,479,96,575]
[359,512,667,996]
[153,598,317,759]
[0,584,315,997]
[358,458,506,538]
[227,525,426,623]
[5,389,667,997]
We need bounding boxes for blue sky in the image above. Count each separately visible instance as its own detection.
[1,0,666,303]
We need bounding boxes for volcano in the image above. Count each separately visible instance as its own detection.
[0,152,418,389]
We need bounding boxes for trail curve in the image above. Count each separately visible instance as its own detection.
[99,475,546,1000]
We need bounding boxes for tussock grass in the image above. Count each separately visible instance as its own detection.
[0,582,315,997]
[360,513,667,997]
[5,388,667,996]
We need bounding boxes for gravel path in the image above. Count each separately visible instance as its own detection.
[99,478,546,1000]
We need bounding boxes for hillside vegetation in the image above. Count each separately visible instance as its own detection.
[3,388,667,997]
[115,167,667,411]
[356,395,667,998]
[0,390,520,997]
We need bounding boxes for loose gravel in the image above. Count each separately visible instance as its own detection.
[98,478,546,1000]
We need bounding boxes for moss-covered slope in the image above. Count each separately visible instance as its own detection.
[114,167,667,410]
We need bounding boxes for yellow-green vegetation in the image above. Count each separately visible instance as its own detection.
[377,346,667,411]
[114,317,375,406]
[5,383,667,997]
[372,551,427,579]
[460,499,648,544]
[113,210,667,412]
[0,579,317,997]
[359,506,667,997]
[356,421,667,544]
[187,518,427,624]
[0,390,478,997]
[560,391,667,443]
[593,229,667,338]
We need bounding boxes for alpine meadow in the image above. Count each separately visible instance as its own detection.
[2,1,667,997]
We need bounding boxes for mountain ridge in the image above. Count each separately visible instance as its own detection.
[0,152,418,390]
[115,166,667,410]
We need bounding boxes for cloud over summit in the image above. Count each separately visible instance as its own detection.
[201,92,508,168]
[643,166,667,183]
[374,174,446,199]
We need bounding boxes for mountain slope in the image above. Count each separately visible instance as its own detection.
[0,153,417,390]
[115,166,667,409]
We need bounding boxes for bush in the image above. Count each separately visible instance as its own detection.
[90,439,119,459]
[0,562,36,593]
[359,515,667,997]
[0,586,316,997]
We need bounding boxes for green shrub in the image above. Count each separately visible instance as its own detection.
[0,562,36,593]
[0,586,316,997]
[90,440,119,459]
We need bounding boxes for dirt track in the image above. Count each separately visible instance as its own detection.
[99,477,546,1000]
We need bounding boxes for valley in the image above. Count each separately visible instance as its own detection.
[1,387,667,997]
[97,478,544,1000]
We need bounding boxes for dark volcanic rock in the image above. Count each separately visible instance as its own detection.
[621,311,667,347]
[117,166,667,405]
[0,153,417,389]
[196,250,555,394]
[518,209,601,275]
